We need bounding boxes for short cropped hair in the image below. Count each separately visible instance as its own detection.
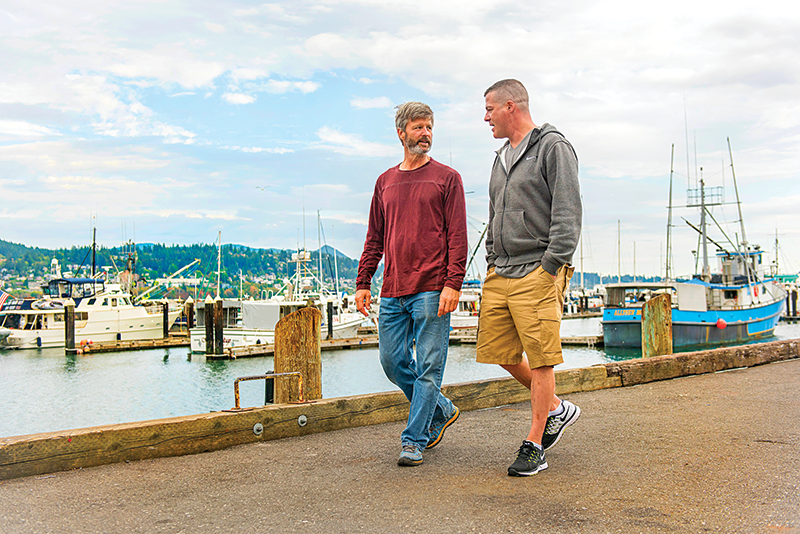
[394,102,434,132]
[484,79,529,112]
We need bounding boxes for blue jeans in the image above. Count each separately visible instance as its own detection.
[379,291,455,450]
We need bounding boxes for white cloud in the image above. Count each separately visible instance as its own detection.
[0,120,60,137]
[350,96,393,109]
[315,126,396,158]
[205,22,226,34]
[221,145,294,154]
[222,92,257,105]
[264,80,320,94]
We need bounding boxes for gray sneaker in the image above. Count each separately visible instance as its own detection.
[426,406,460,449]
[542,400,581,451]
[397,444,423,466]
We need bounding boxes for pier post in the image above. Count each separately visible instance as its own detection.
[214,296,224,355]
[641,293,672,358]
[162,300,169,338]
[64,298,75,351]
[184,297,195,330]
[204,295,214,355]
[274,307,322,403]
[791,289,797,317]
[326,301,334,340]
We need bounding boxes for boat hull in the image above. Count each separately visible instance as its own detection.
[603,299,785,348]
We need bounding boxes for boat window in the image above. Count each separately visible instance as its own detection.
[54,313,64,322]
[1,314,22,329]
[111,298,118,307]
[724,290,737,300]
[87,298,96,305]
[102,299,109,306]
[76,312,88,321]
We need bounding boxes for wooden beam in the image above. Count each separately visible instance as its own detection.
[2,339,797,481]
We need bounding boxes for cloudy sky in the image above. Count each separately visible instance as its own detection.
[2,0,799,280]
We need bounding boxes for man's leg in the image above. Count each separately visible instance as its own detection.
[500,357,561,413]
[527,365,555,444]
[378,297,417,415]
[399,291,452,451]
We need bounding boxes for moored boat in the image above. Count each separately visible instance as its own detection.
[0,277,181,349]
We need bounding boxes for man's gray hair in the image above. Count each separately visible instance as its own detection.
[394,102,434,132]
[484,79,529,112]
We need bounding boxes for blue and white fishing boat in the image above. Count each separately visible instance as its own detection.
[602,140,786,349]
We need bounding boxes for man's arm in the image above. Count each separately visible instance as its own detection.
[438,170,468,316]
[356,182,385,315]
[541,139,581,275]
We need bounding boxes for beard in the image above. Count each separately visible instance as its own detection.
[405,135,432,155]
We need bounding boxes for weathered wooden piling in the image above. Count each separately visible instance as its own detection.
[642,293,673,358]
[204,295,214,355]
[184,297,195,330]
[274,307,322,403]
[64,298,75,351]
[326,301,334,340]
[161,301,169,338]
[213,296,223,355]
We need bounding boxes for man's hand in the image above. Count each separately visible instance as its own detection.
[355,289,372,317]
[438,286,460,317]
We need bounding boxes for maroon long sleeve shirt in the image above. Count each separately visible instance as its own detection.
[357,158,468,298]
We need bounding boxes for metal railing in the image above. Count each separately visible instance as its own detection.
[229,371,304,411]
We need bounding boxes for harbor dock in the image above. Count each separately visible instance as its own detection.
[1,342,797,533]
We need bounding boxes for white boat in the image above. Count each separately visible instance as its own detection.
[450,279,481,330]
[0,278,181,350]
[189,249,364,353]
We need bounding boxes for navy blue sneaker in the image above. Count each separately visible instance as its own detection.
[398,445,423,466]
[426,406,460,449]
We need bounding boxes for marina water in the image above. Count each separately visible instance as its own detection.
[2,318,798,438]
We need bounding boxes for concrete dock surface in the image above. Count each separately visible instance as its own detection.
[1,358,798,534]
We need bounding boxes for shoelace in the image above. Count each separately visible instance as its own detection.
[516,443,541,461]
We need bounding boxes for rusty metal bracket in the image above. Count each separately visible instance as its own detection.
[226,372,304,411]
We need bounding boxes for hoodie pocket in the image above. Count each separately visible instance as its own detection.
[500,209,548,256]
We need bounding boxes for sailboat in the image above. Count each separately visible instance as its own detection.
[602,139,786,348]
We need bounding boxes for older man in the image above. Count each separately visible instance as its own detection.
[356,102,467,467]
[479,79,582,476]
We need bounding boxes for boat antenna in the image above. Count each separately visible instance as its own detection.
[617,220,621,284]
[666,144,674,281]
[684,94,691,190]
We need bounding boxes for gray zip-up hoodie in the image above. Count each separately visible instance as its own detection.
[485,123,582,275]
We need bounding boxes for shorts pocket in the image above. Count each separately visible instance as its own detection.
[539,306,562,355]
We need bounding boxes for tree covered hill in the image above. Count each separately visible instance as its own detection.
[0,239,364,287]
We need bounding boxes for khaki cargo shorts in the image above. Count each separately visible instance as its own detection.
[477,264,574,369]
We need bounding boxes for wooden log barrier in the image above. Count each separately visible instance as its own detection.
[642,293,672,358]
[1,339,797,481]
[274,307,322,403]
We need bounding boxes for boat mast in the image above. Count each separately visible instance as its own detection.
[317,210,322,293]
[92,227,97,277]
[727,137,748,250]
[217,231,221,298]
[332,225,341,298]
[727,137,755,288]
[666,144,674,281]
[699,172,710,281]
[617,220,621,284]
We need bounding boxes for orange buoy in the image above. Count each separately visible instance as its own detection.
[716,318,727,329]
